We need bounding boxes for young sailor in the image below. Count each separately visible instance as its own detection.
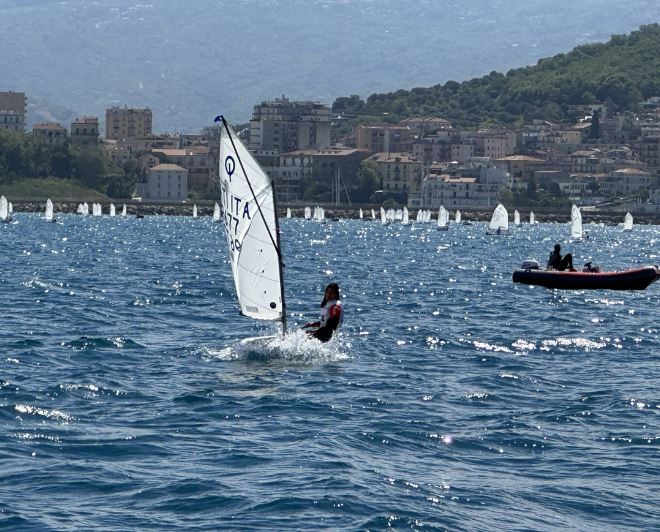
[302,283,344,342]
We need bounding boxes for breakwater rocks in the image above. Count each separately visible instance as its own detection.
[7,201,659,224]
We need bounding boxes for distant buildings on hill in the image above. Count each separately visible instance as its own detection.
[1,89,659,212]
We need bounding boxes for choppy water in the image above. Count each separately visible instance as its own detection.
[1,213,659,530]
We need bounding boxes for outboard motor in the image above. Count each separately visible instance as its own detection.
[582,261,600,273]
[521,260,540,270]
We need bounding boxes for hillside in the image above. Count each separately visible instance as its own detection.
[1,0,659,131]
[333,25,660,127]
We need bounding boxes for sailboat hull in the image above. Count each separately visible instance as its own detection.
[513,266,659,290]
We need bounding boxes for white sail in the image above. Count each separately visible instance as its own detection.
[304,206,311,219]
[83,202,89,215]
[219,118,285,323]
[8,202,13,214]
[45,199,54,222]
[213,202,221,222]
[437,205,449,228]
[570,204,582,239]
[529,211,535,225]
[489,203,509,232]
[395,209,403,221]
[122,204,127,217]
[0,196,8,221]
[286,207,291,218]
[371,209,375,220]
[359,208,363,219]
[110,203,116,216]
[455,210,461,224]
[380,207,388,225]
[402,206,410,225]
[193,204,198,218]
[93,203,102,216]
[514,210,521,226]
[623,212,633,231]
[77,203,84,214]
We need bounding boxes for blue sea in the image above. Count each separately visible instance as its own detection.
[1,213,659,530]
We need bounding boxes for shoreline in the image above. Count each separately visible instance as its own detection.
[6,201,660,224]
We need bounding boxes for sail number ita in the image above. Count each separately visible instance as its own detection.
[221,155,252,253]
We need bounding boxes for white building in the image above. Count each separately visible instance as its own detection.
[140,163,188,201]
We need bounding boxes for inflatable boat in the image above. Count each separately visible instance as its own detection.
[512,264,659,290]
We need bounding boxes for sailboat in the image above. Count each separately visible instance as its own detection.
[217,115,286,339]
[83,202,89,215]
[192,204,198,218]
[304,206,311,219]
[402,206,410,225]
[286,207,291,219]
[371,209,376,220]
[0,196,12,223]
[359,208,363,220]
[109,203,116,217]
[121,204,127,217]
[529,211,535,225]
[437,205,449,230]
[380,207,389,226]
[488,203,509,234]
[570,204,583,240]
[44,199,56,223]
[8,202,13,217]
[455,210,461,224]
[623,212,633,231]
[213,202,221,222]
[514,209,521,227]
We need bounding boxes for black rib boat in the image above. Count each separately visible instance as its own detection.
[512,266,659,290]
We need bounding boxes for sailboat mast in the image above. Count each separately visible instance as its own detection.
[217,116,287,333]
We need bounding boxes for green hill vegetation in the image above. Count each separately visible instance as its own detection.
[0,130,136,199]
[0,177,107,201]
[333,24,660,127]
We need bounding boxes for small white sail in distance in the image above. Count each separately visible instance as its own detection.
[45,199,55,222]
[0,195,9,221]
[529,211,535,225]
[570,204,582,239]
[213,202,221,222]
[455,210,461,224]
[437,205,449,228]
[83,202,89,215]
[286,207,291,218]
[110,203,116,216]
[217,116,286,325]
[623,212,633,231]
[402,206,410,225]
[122,204,127,217]
[192,204,198,218]
[359,208,363,219]
[514,209,521,226]
[489,203,509,232]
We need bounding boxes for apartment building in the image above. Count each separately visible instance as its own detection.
[0,91,26,132]
[106,106,153,140]
[32,122,67,145]
[422,174,501,210]
[368,152,422,198]
[140,163,188,201]
[152,147,215,194]
[70,116,99,148]
[355,124,412,154]
[249,96,331,153]
[400,117,451,137]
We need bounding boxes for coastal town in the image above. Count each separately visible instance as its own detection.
[1,90,659,218]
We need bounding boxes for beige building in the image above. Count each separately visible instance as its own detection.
[368,152,422,198]
[400,117,451,137]
[71,116,99,148]
[140,163,188,201]
[32,122,67,146]
[422,175,501,210]
[0,91,26,132]
[249,96,331,152]
[152,147,215,195]
[355,124,412,154]
[105,106,153,140]
[602,168,657,195]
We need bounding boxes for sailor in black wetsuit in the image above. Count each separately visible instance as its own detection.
[302,283,344,342]
[547,243,576,271]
